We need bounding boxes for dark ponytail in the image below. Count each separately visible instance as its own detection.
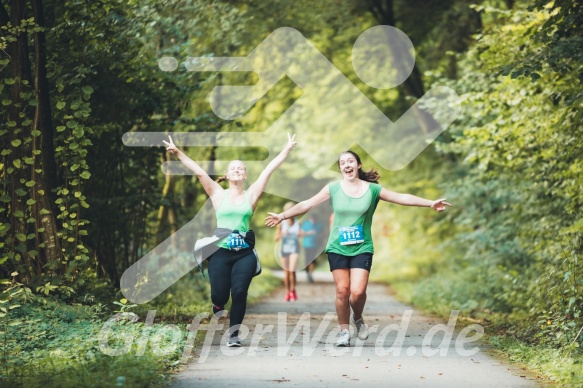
[338,150,380,183]
[216,175,228,183]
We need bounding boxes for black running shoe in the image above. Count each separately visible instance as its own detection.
[227,336,241,347]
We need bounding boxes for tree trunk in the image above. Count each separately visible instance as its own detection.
[3,1,37,276]
[155,152,177,245]
[1,0,63,278]
[32,0,62,267]
[369,0,440,134]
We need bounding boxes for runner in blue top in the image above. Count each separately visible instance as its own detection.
[301,214,323,283]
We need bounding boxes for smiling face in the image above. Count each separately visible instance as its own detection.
[226,160,247,182]
[338,152,361,181]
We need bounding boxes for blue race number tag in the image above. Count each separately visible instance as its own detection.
[227,232,249,250]
[338,225,364,246]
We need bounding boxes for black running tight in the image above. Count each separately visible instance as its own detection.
[207,247,256,336]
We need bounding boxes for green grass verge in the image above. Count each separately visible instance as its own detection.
[388,280,583,386]
[0,271,281,387]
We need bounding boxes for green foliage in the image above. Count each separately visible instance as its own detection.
[376,4,582,384]
[0,267,280,386]
[0,300,185,387]
[1,0,581,384]
[488,335,583,384]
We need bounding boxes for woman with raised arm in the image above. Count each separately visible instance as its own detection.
[265,150,451,347]
[165,133,297,347]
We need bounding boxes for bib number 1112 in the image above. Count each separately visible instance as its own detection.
[338,225,364,246]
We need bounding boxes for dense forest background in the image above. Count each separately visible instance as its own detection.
[1,0,581,385]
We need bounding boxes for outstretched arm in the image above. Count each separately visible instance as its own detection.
[248,133,297,208]
[379,188,452,212]
[265,185,331,227]
[274,224,283,241]
[163,136,222,200]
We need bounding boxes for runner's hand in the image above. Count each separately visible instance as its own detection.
[284,132,297,153]
[265,212,284,227]
[162,135,179,155]
[431,198,452,213]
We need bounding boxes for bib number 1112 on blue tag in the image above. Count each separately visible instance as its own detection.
[338,225,364,246]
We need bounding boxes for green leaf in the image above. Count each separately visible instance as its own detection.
[82,85,94,94]
[56,101,66,110]
[15,188,27,196]
[1,149,11,156]
[56,126,66,132]
[15,234,26,242]
[66,120,78,129]
[25,181,35,187]
[0,195,10,203]
[530,72,541,82]
[80,171,91,179]
[26,199,36,206]
[13,210,24,218]
[12,159,21,168]
[31,130,41,137]
[11,139,22,147]
[4,78,15,85]
[2,99,12,106]
[74,128,85,138]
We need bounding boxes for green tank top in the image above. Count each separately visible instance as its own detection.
[215,189,253,248]
[325,181,382,256]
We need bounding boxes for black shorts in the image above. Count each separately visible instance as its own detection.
[327,252,373,272]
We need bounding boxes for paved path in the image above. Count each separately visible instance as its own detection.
[172,271,539,387]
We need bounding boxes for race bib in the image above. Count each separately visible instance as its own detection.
[226,232,249,250]
[338,225,364,246]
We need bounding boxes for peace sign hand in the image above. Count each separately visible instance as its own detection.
[284,132,297,153]
[162,136,179,155]
[431,198,452,213]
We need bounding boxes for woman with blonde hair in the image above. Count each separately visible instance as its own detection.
[164,133,297,347]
